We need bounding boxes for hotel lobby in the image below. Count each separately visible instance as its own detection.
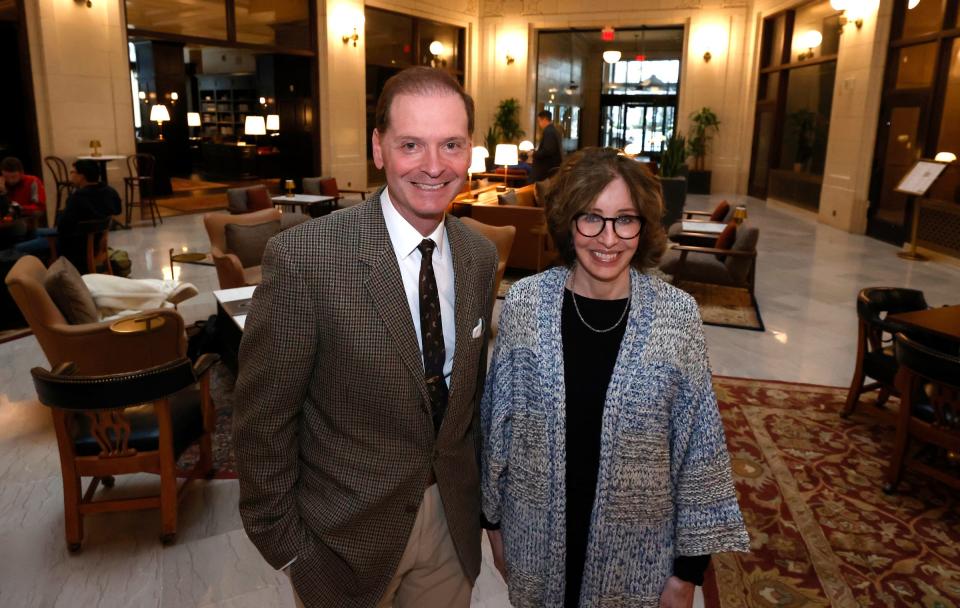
[2,0,960,606]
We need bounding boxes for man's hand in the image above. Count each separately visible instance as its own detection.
[659,576,695,608]
[486,529,508,583]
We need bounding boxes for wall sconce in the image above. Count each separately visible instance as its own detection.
[505,54,515,65]
[165,92,179,104]
[343,27,359,47]
[75,0,92,7]
[149,104,170,140]
[703,51,712,62]
[831,0,864,32]
[797,30,823,60]
[602,50,622,64]
[693,23,727,65]
[138,91,147,103]
[428,41,448,68]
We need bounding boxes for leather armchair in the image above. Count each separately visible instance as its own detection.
[203,208,282,290]
[659,224,759,297]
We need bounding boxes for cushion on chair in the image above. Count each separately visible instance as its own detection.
[515,187,536,207]
[44,257,99,324]
[226,188,249,214]
[714,222,737,262]
[659,249,736,286]
[318,178,340,198]
[497,190,518,206]
[225,220,280,268]
[71,385,204,458]
[710,200,730,222]
[245,187,272,212]
[534,180,550,207]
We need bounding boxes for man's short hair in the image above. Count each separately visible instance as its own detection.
[537,110,552,121]
[0,157,24,173]
[375,67,475,135]
[73,160,100,183]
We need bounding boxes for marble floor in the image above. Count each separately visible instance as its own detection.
[1,196,959,607]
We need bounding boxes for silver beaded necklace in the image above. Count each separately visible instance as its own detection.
[569,269,631,334]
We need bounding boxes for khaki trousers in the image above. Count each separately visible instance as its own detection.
[292,484,471,608]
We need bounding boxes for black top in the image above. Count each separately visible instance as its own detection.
[561,289,709,607]
[56,183,121,271]
[533,122,563,182]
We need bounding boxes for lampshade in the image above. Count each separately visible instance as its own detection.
[266,114,280,131]
[518,140,534,152]
[245,115,266,136]
[732,206,748,223]
[187,112,201,127]
[429,40,445,56]
[623,141,643,156]
[149,104,170,123]
[935,151,957,163]
[468,149,487,174]
[494,144,518,167]
[602,50,622,64]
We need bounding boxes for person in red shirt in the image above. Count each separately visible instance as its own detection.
[0,157,47,219]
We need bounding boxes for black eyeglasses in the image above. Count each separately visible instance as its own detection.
[573,213,644,239]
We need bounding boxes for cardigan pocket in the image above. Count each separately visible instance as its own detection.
[506,408,550,508]
[605,423,673,524]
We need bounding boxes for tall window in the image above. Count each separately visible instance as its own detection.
[747,1,840,210]
[868,0,960,248]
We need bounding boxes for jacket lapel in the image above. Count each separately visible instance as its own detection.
[446,217,478,406]
[358,193,431,410]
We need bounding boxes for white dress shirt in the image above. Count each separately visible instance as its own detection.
[381,189,456,388]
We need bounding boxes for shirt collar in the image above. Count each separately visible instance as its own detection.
[380,187,447,261]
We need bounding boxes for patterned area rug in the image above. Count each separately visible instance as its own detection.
[176,362,237,479]
[170,177,228,192]
[157,193,228,217]
[678,281,764,331]
[706,377,960,607]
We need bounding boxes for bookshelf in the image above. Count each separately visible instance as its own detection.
[196,75,257,139]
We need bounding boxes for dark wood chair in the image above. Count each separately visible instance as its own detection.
[44,155,74,216]
[31,353,219,551]
[884,333,960,493]
[124,153,162,227]
[47,218,113,274]
[842,288,928,418]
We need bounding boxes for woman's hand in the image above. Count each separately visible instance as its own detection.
[659,576,695,608]
[486,529,508,583]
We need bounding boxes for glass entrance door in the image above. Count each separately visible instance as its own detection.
[600,97,676,157]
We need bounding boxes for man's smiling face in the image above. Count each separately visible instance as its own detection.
[372,92,470,236]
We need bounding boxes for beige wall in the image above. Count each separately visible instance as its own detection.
[25,0,136,224]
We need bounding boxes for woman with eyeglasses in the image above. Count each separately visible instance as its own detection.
[480,147,749,608]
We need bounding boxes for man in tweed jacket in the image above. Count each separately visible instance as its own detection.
[233,67,498,608]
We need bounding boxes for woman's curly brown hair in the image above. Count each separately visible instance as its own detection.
[543,147,668,271]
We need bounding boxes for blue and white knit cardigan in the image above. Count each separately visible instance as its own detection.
[481,266,750,607]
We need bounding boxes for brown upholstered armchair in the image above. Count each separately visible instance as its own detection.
[469,185,558,271]
[459,217,516,299]
[5,255,187,375]
[659,224,759,297]
[303,176,370,209]
[203,208,282,290]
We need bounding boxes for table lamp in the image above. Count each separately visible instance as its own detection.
[89,139,102,157]
[494,144,518,191]
[518,140,534,153]
[245,115,266,146]
[266,114,280,135]
[285,179,295,197]
[150,104,171,140]
[732,205,748,225]
[468,148,487,191]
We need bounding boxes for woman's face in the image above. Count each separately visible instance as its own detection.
[572,176,640,295]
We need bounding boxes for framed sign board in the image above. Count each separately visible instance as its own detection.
[895,160,948,196]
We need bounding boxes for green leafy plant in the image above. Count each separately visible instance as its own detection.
[660,132,687,178]
[493,98,525,143]
[483,125,500,157]
[687,107,720,171]
[786,109,819,168]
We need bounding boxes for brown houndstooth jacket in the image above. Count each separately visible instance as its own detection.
[233,191,499,608]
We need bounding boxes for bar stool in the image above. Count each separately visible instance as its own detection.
[124,153,162,227]
[44,156,73,216]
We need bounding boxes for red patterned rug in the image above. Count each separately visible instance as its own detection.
[706,376,960,607]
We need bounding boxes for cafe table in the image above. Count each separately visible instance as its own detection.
[888,305,960,343]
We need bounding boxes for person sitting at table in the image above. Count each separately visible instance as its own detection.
[54,160,122,270]
[0,156,47,222]
[511,151,534,185]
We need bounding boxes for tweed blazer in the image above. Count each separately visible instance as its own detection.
[481,267,750,607]
[234,191,498,608]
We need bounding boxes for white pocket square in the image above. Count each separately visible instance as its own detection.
[471,318,484,339]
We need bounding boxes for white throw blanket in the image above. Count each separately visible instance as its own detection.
[81,274,198,320]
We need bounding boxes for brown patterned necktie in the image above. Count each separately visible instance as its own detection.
[418,239,449,435]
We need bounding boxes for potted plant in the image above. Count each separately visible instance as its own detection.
[658,132,687,227]
[686,107,720,194]
[786,110,818,172]
[493,98,525,143]
[483,125,500,171]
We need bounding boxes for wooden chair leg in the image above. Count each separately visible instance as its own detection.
[884,433,910,494]
[842,369,865,418]
[63,467,83,552]
[876,387,891,408]
[156,399,178,544]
